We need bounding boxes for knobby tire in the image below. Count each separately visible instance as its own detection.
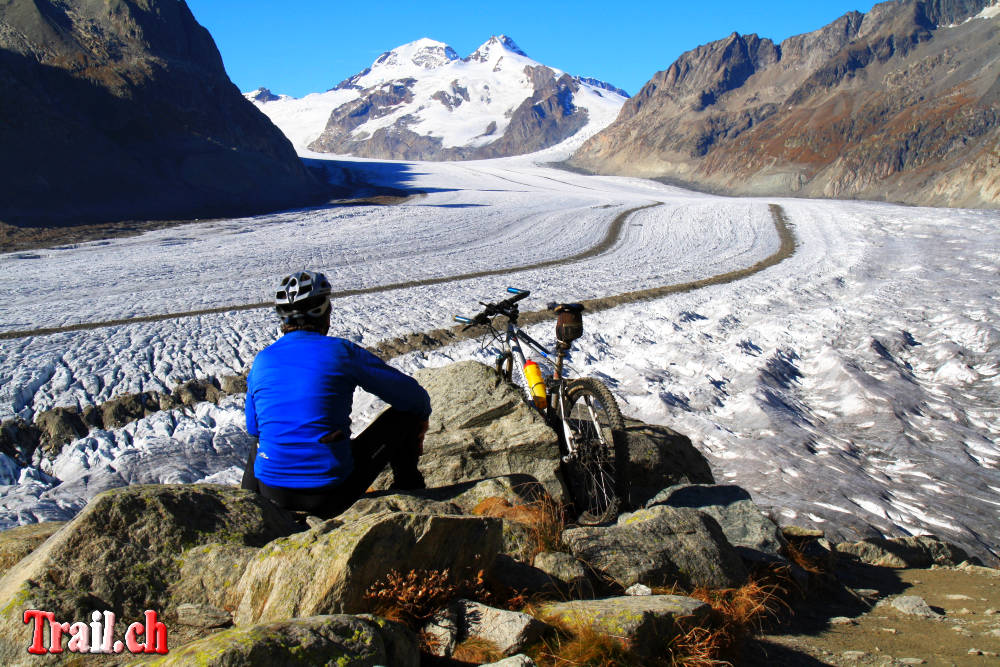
[560,377,628,525]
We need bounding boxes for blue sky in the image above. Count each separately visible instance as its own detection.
[186,0,878,98]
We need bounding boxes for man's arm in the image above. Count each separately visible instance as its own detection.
[244,366,260,437]
[348,343,431,418]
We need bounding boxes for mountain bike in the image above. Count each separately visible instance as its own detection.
[455,288,627,524]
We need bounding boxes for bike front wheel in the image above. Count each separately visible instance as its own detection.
[560,377,628,525]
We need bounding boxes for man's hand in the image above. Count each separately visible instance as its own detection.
[416,419,429,456]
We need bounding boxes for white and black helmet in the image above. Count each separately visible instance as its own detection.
[275,270,332,324]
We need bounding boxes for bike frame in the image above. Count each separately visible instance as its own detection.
[498,321,587,461]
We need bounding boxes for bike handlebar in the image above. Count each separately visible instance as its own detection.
[454,288,530,327]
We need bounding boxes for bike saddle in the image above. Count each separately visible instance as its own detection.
[548,302,585,314]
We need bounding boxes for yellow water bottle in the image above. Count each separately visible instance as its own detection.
[523,360,548,409]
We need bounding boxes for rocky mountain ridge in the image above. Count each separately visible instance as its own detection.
[569,0,1000,208]
[247,36,630,160]
[0,0,328,227]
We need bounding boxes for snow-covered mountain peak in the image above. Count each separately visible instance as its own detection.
[467,34,528,64]
[248,33,629,160]
[372,37,459,71]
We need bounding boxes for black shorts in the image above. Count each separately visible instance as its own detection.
[241,407,425,518]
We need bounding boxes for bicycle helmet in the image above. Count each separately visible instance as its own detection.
[275,270,332,324]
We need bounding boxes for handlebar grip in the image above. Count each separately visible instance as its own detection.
[506,288,530,303]
[454,315,473,324]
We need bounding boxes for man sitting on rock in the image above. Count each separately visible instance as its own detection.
[241,270,431,517]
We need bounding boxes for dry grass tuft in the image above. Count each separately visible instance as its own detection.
[452,637,504,664]
[662,577,787,664]
[364,567,488,629]
[531,623,639,666]
[472,492,566,560]
[692,578,785,632]
[782,538,829,576]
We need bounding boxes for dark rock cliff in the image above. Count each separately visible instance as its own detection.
[0,0,328,227]
[570,0,999,208]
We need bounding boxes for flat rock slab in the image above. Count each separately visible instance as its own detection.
[540,595,710,657]
[562,504,747,589]
[149,614,418,667]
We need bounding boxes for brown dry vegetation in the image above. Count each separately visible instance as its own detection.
[365,556,793,666]
[472,494,567,562]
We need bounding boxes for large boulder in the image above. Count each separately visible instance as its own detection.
[562,505,747,590]
[623,419,714,507]
[336,494,463,523]
[232,510,502,625]
[404,362,566,503]
[100,391,157,429]
[540,595,710,657]
[0,418,41,466]
[646,484,786,560]
[432,475,551,514]
[0,484,299,665]
[149,614,418,667]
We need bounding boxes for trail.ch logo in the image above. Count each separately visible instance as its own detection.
[23,609,169,655]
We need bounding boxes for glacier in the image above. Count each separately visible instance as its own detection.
[0,150,998,563]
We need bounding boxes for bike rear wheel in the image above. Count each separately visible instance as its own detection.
[559,377,628,525]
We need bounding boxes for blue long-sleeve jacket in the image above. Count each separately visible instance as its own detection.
[245,331,431,489]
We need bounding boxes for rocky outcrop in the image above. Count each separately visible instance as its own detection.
[0,484,299,664]
[0,0,327,227]
[623,419,714,507]
[532,551,595,598]
[562,505,748,589]
[0,521,63,572]
[0,358,790,662]
[570,0,999,208]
